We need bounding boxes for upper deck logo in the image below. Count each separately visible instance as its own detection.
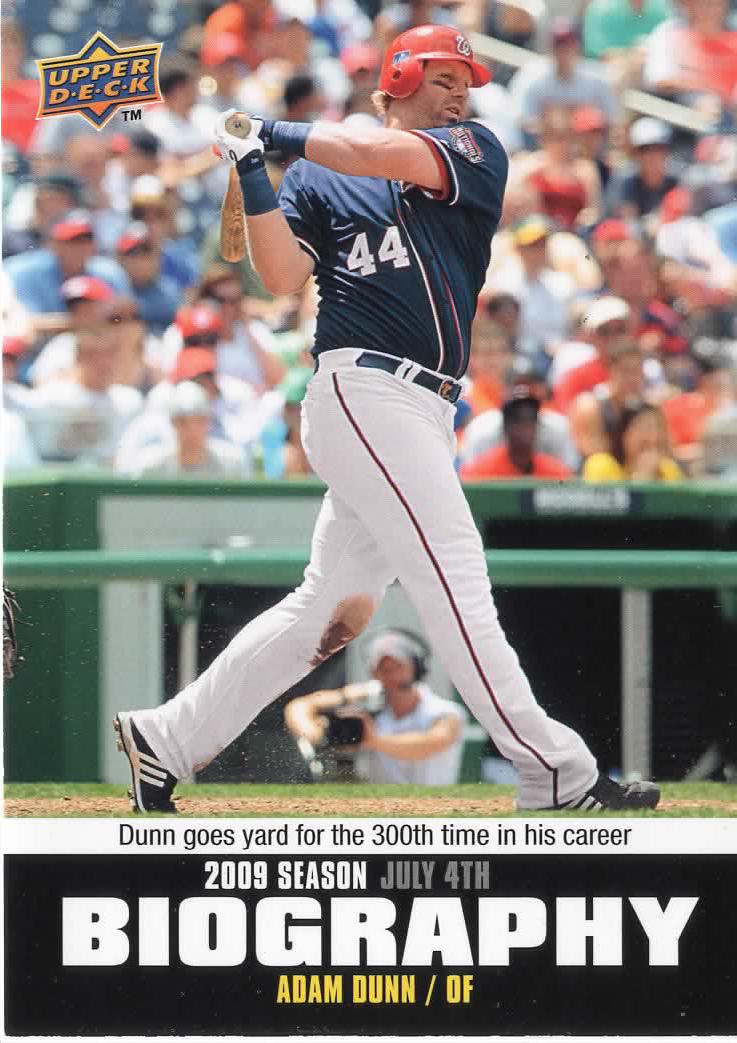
[36,31,163,130]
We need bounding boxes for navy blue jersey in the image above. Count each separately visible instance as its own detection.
[277,120,508,379]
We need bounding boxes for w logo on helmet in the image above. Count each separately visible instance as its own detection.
[380,26,491,98]
[455,35,472,57]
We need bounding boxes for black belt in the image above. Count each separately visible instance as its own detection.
[354,352,462,403]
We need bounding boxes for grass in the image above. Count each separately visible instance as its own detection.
[4,781,737,816]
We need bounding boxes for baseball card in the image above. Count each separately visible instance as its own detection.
[2,2,736,1040]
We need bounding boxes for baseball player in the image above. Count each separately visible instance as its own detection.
[116,25,659,813]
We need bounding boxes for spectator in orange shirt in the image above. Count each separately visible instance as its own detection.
[661,338,735,466]
[553,297,632,414]
[463,316,514,417]
[203,0,277,71]
[461,386,573,481]
[0,19,40,154]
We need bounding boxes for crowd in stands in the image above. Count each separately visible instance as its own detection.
[2,0,736,482]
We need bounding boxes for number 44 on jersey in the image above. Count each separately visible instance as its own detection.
[346,226,410,276]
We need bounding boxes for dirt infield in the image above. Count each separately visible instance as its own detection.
[5,795,737,816]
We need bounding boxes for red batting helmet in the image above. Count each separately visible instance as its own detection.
[379,25,490,100]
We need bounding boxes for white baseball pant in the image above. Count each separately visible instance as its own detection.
[134,348,598,808]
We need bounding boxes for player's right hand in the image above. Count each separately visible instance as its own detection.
[213,108,265,165]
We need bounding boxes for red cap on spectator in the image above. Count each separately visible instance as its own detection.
[116,222,152,254]
[341,42,381,76]
[3,336,28,358]
[177,305,225,342]
[173,348,218,383]
[573,106,607,133]
[61,275,114,304]
[592,219,633,245]
[50,210,94,241]
[201,33,248,67]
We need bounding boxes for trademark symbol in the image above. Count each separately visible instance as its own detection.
[122,109,143,122]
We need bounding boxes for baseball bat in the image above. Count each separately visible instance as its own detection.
[218,112,252,263]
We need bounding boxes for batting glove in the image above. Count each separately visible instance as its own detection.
[213,108,265,165]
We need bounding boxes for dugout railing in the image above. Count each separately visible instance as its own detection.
[5,546,737,784]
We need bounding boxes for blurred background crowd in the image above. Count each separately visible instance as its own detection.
[2,0,737,483]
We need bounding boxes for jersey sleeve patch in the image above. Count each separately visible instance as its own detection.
[447,125,483,164]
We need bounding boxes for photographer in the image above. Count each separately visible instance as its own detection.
[284,630,465,785]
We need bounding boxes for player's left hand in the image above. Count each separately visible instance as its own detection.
[213,108,264,164]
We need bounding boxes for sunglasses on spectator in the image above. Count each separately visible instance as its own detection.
[123,244,153,256]
[184,333,220,347]
[599,321,629,336]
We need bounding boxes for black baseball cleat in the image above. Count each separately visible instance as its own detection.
[114,712,178,813]
[561,774,660,811]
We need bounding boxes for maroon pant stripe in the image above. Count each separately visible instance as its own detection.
[332,373,558,804]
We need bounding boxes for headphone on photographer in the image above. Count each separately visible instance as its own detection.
[366,627,431,684]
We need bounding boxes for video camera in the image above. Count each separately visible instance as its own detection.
[324,709,367,747]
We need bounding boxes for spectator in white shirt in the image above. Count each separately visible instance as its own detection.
[143,55,225,200]
[114,345,273,472]
[509,18,618,137]
[3,410,41,472]
[655,187,736,291]
[25,321,142,465]
[124,380,248,478]
[487,214,576,359]
[3,335,33,413]
[30,274,114,386]
[144,56,211,157]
